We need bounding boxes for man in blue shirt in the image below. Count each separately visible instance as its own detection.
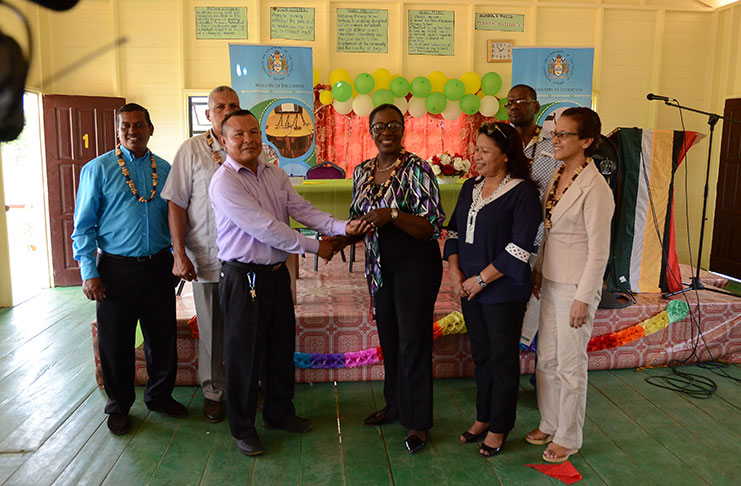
[72,103,187,435]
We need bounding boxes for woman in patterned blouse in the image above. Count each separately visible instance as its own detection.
[348,104,445,455]
[444,122,541,457]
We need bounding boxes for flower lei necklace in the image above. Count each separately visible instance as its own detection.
[116,144,158,203]
[205,130,222,164]
[544,157,591,229]
[370,149,407,201]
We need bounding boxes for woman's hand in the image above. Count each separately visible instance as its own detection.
[448,266,466,299]
[570,299,589,328]
[532,271,542,300]
[461,276,485,301]
[359,208,394,230]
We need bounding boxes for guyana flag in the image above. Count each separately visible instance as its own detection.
[608,128,700,293]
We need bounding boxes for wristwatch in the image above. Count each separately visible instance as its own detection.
[476,274,487,288]
[390,208,399,222]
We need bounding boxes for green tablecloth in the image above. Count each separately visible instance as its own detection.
[291,178,464,227]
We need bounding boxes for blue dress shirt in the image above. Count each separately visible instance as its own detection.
[72,145,172,280]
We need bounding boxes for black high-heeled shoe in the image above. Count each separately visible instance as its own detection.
[479,432,508,458]
[460,430,487,443]
[405,433,428,454]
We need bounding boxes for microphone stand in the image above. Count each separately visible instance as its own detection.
[659,99,741,299]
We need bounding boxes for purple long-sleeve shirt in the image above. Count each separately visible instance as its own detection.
[209,156,347,265]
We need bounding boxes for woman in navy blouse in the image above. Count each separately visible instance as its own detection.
[444,122,541,457]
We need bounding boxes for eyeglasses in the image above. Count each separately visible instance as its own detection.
[504,99,536,108]
[370,121,404,134]
[549,130,580,140]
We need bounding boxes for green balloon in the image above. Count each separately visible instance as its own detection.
[460,94,481,115]
[481,72,503,96]
[332,81,353,102]
[410,76,432,98]
[425,92,447,115]
[390,76,410,98]
[372,89,394,107]
[495,98,508,120]
[444,79,465,101]
[354,73,374,95]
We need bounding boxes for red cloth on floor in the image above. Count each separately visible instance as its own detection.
[526,462,582,484]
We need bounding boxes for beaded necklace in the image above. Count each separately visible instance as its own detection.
[465,174,511,244]
[116,144,158,203]
[526,126,541,165]
[544,157,591,229]
[369,149,407,202]
[205,130,222,164]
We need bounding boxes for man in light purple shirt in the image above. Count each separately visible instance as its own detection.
[209,109,366,456]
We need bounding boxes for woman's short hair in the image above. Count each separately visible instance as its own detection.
[477,122,534,185]
[369,103,405,127]
[560,107,602,156]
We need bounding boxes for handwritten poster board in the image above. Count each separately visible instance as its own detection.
[408,10,454,56]
[195,7,247,39]
[270,7,315,41]
[337,8,388,53]
[475,13,524,32]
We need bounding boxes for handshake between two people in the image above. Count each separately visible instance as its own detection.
[315,208,397,261]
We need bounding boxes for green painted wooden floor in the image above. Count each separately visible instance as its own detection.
[0,287,739,485]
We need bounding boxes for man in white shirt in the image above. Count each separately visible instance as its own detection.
[160,85,240,422]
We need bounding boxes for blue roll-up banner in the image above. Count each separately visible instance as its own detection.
[511,47,594,134]
[229,45,315,176]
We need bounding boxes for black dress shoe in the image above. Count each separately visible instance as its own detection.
[480,432,508,458]
[363,410,397,426]
[146,397,188,418]
[405,434,427,454]
[460,430,487,443]
[263,415,312,433]
[236,437,263,456]
[203,399,223,423]
[107,413,129,435]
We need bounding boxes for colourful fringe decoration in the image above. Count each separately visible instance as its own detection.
[294,312,466,369]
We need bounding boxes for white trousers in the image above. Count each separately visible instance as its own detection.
[535,278,599,450]
[193,282,226,401]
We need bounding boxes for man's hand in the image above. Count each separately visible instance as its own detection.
[532,271,542,300]
[82,277,106,302]
[570,299,589,328]
[316,239,336,261]
[172,252,198,282]
[346,219,371,236]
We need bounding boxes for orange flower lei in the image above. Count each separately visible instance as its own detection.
[116,144,158,203]
[205,130,222,164]
[544,157,590,229]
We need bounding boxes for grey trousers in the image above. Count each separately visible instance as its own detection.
[193,281,226,401]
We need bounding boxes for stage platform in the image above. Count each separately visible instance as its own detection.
[92,245,741,386]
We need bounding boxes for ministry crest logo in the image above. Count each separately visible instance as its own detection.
[544,51,573,84]
[263,49,292,78]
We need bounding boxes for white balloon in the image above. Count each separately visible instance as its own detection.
[353,94,374,117]
[408,96,427,118]
[442,99,461,120]
[479,96,498,117]
[393,96,408,114]
[333,98,353,115]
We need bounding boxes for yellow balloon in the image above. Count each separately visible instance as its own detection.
[476,90,486,99]
[372,68,392,90]
[313,67,320,86]
[428,71,448,93]
[329,68,352,87]
[461,71,481,94]
[319,90,334,105]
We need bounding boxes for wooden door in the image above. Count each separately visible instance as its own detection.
[709,98,741,279]
[42,95,125,286]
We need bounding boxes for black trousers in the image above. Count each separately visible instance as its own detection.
[219,261,296,440]
[374,262,442,431]
[461,298,527,433]
[96,251,177,415]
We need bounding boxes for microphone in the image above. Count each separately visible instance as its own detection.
[647,93,670,102]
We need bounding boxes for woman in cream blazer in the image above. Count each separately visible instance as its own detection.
[525,107,614,463]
